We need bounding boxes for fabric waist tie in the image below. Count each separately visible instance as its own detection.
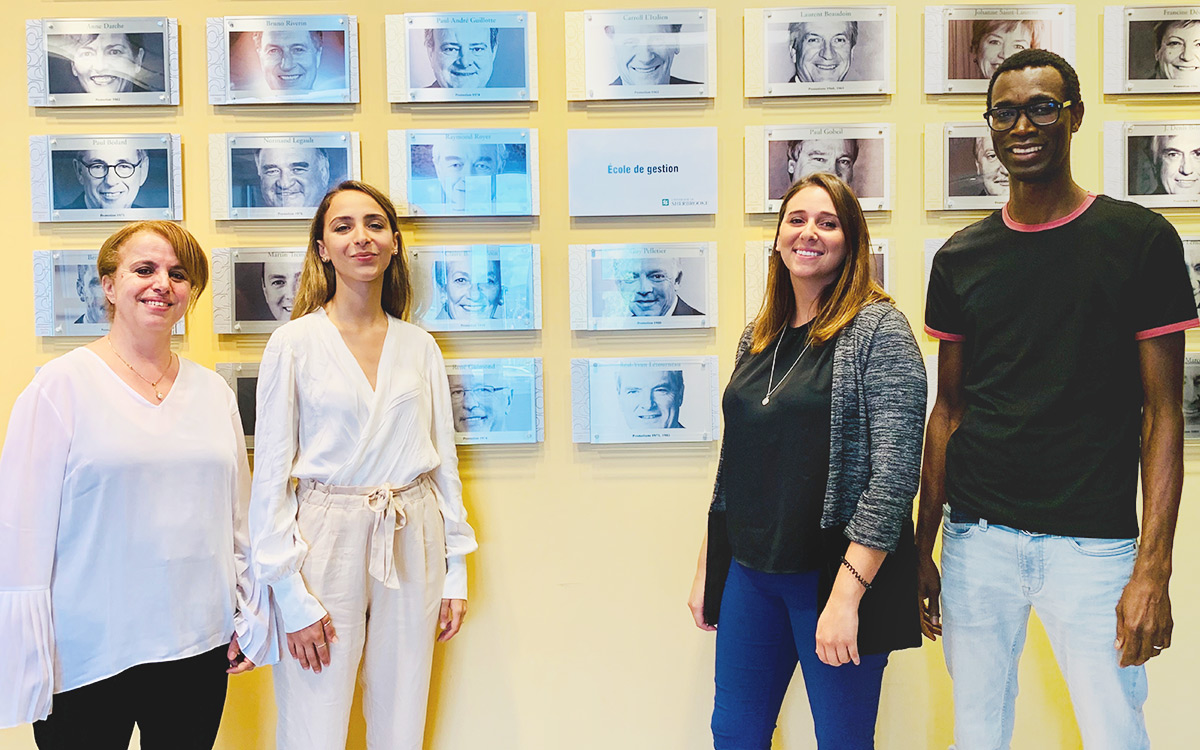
[296,476,432,589]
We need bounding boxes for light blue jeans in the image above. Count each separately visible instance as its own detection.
[940,510,1149,750]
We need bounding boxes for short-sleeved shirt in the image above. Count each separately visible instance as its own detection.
[925,194,1198,538]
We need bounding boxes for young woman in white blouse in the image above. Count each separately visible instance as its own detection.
[0,221,276,747]
[249,181,477,750]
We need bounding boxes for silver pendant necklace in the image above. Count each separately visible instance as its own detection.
[762,327,811,406]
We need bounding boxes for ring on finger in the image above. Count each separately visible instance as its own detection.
[316,642,328,650]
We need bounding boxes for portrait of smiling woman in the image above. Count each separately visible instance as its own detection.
[0,221,277,747]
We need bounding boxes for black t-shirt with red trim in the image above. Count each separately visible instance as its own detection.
[925,194,1198,538]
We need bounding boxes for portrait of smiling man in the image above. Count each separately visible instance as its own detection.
[72,264,107,325]
[254,29,323,91]
[921,49,1196,749]
[787,21,857,83]
[786,139,858,187]
[254,146,331,208]
[604,22,697,86]
[260,258,302,321]
[609,257,703,317]
[65,146,151,210]
[428,141,505,213]
[448,373,513,433]
[616,368,685,430]
[424,27,497,88]
[1149,132,1200,197]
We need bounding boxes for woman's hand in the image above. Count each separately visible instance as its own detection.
[438,599,466,642]
[815,596,861,666]
[917,554,943,640]
[286,614,337,673]
[226,634,256,675]
[689,566,716,631]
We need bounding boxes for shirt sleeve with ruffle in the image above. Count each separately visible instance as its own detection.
[425,337,478,600]
[228,394,283,667]
[0,384,69,727]
[248,333,327,633]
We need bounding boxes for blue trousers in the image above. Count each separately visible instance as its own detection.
[712,561,889,750]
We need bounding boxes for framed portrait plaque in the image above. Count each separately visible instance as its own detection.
[568,242,717,330]
[410,244,542,332]
[1186,353,1200,440]
[566,7,716,101]
[1104,6,1200,95]
[1182,236,1200,318]
[27,17,179,107]
[209,132,360,221]
[744,7,894,97]
[924,239,946,307]
[1104,121,1200,208]
[571,356,719,444]
[745,124,893,213]
[216,362,260,451]
[207,15,359,104]
[33,250,183,337]
[31,133,182,223]
[924,5,1075,94]
[744,239,888,323]
[386,11,538,103]
[445,358,544,445]
[211,247,306,334]
[389,129,538,218]
[927,122,1008,211]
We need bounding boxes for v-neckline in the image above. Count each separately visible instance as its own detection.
[318,308,391,395]
[81,347,181,408]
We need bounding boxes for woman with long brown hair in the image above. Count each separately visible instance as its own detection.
[688,173,925,749]
[248,181,476,749]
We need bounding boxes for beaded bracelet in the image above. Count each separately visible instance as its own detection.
[840,556,873,591]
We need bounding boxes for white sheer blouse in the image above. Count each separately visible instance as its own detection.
[0,348,278,728]
[248,310,477,631]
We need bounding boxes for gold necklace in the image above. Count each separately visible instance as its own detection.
[106,337,174,401]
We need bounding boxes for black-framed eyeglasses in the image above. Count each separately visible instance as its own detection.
[984,100,1074,132]
[78,159,143,179]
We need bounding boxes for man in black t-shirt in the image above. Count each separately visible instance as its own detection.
[917,50,1196,749]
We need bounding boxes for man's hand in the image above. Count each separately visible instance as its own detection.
[917,554,943,641]
[1115,566,1172,667]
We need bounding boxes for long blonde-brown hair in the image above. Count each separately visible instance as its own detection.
[750,172,891,353]
[292,181,412,320]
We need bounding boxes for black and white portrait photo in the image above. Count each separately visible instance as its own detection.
[1185,354,1200,439]
[393,129,536,217]
[1110,122,1200,208]
[572,357,719,444]
[216,363,260,449]
[756,125,892,212]
[390,12,535,102]
[445,358,543,445]
[210,248,306,334]
[576,8,712,100]
[942,123,1009,210]
[569,243,716,330]
[1182,238,1200,316]
[212,133,357,220]
[1107,7,1200,94]
[208,15,358,104]
[32,134,180,223]
[926,5,1073,94]
[411,245,540,332]
[750,7,892,97]
[29,17,177,106]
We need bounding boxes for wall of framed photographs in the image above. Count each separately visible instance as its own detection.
[2,2,1198,749]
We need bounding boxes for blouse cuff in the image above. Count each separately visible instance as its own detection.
[233,584,283,668]
[0,588,54,728]
[442,555,468,600]
[270,572,327,633]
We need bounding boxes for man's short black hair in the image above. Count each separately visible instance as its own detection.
[986,48,1081,109]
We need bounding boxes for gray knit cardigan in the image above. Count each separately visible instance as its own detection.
[709,301,927,553]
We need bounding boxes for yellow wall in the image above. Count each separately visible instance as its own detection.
[1,1,1196,748]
